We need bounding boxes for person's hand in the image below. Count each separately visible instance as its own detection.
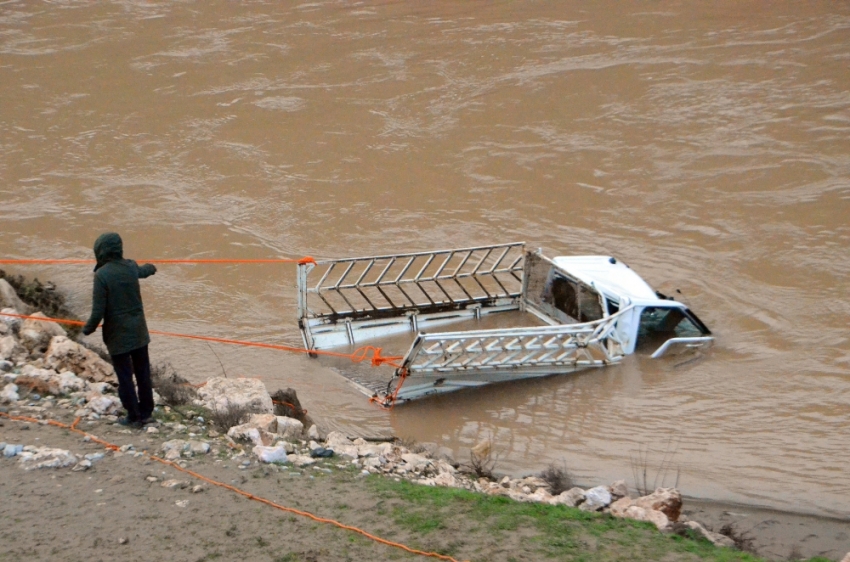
[82,326,94,336]
[150,264,157,274]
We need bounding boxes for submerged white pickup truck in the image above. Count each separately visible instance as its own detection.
[296,242,712,405]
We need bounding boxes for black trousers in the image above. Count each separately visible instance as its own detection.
[111,345,154,421]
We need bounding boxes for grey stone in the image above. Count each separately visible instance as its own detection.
[4,443,23,457]
[0,360,13,372]
[580,486,613,511]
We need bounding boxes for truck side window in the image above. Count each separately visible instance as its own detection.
[637,307,704,349]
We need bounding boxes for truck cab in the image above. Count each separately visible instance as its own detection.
[550,256,712,357]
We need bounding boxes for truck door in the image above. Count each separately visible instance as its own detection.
[636,306,713,357]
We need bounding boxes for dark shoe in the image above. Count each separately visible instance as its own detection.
[117,417,142,428]
[140,417,155,426]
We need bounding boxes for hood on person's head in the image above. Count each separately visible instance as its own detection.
[93,232,123,271]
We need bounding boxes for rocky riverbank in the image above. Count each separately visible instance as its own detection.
[1,277,848,562]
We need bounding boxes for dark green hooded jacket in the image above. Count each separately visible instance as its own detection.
[82,233,157,355]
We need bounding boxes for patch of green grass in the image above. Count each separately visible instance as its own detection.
[368,477,782,561]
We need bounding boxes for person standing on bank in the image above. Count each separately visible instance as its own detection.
[82,233,157,428]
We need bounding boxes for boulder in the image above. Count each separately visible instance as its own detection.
[325,431,359,458]
[161,440,189,460]
[307,424,321,440]
[86,393,121,415]
[580,486,613,511]
[18,447,78,470]
[357,442,393,458]
[679,521,734,547]
[0,281,27,313]
[0,383,19,403]
[401,453,432,473]
[609,496,634,517]
[433,472,457,487]
[254,445,288,464]
[551,487,586,507]
[0,335,26,362]
[610,497,671,531]
[246,413,278,433]
[275,416,304,440]
[227,423,275,446]
[188,440,210,455]
[21,312,66,338]
[57,371,87,393]
[609,480,629,500]
[195,377,273,414]
[45,336,116,384]
[634,488,682,522]
[288,454,316,467]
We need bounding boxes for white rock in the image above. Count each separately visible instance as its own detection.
[275,416,304,440]
[227,423,274,446]
[72,459,92,472]
[195,377,273,414]
[528,488,553,503]
[325,431,358,458]
[161,479,189,489]
[401,453,432,472]
[307,424,320,440]
[253,445,288,464]
[86,393,121,415]
[288,454,316,467]
[188,440,210,455]
[433,472,457,487]
[0,335,26,362]
[551,487,586,507]
[0,382,19,403]
[58,371,87,393]
[357,442,393,458]
[840,553,850,562]
[161,439,189,456]
[682,521,733,546]
[45,336,116,384]
[0,281,27,312]
[18,447,78,470]
[580,485,612,511]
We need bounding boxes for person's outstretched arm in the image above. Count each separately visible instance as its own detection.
[137,263,157,278]
[82,276,107,335]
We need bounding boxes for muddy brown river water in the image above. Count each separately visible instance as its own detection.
[1,1,848,520]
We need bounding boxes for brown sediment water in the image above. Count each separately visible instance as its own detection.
[1,0,848,521]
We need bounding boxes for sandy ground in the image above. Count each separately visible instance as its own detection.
[1,409,847,562]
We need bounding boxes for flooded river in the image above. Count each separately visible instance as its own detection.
[1,1,848,518]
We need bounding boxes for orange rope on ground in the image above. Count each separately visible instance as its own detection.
[0,412,466,562]
[0,257,317,265]
[0,312,402,370]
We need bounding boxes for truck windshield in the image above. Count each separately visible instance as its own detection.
[637,307,707,350]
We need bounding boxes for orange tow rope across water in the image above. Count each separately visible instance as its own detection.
[0,312,402,369]
[1,312,407,409]
[0,412,466,562]
[0,257,318,265]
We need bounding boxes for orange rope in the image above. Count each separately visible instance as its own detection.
[0,257,317,265]
[0,412,465,562]
[1,312,402,373]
